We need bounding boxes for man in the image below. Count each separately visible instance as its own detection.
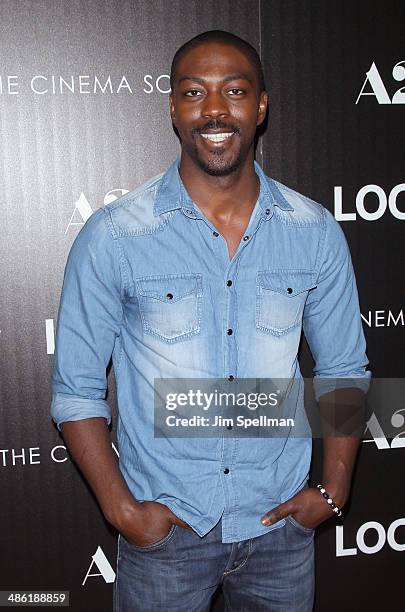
[51,30,371,611]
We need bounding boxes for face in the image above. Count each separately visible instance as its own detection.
[169,42,268,176]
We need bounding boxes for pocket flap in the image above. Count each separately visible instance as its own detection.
[136,274,202,303]
[257,270,317,297]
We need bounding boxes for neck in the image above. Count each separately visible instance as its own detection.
[178,151,260,221]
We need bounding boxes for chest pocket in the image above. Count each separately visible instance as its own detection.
[136,273,203,343]
[256,270,317,336]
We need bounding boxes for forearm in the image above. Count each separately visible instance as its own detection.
[61,417,140,527]
[319,387,365,508]
[321,436,360,507]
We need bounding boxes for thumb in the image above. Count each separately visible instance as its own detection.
[261,501,293,526]
[172,516,193,530]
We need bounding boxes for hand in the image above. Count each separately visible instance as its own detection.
[115,500,192,547]
[260,487,338,530]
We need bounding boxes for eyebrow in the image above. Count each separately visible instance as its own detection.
[178,74,254,85]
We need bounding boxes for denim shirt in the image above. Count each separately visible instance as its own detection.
[51,157,371,543]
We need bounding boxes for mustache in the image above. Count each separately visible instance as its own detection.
[192,120,240,135]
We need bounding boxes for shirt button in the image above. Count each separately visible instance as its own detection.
[213,231,219,237]
[228,375,234,381]
[287,287,293,294]
[226,280,232,286]
[227,328,233,335]
[265,208,270,215]
[166,293,173,299]
[243,235,249,241]
[186,209,193,215]
[223,468,230,474]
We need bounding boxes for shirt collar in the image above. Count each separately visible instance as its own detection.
[153,157,294,217]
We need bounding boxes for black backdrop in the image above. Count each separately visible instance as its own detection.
[1,1,404,610]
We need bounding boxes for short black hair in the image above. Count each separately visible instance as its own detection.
[170,30,266,93]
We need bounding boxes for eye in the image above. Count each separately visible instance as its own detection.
[184,89,203,97]
[228,88,245,95]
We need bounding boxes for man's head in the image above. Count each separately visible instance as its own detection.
[169,30,268,177]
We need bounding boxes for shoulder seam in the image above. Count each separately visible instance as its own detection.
[100,206,130,300]
[105,173,163,213]
[314,207,328,281]
[273,179,325,216]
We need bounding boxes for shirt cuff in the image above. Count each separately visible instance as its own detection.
[51,393,112,431]
[313,370,372,403]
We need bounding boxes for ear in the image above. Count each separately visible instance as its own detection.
[256,91,268,127]
[169,93,176,125]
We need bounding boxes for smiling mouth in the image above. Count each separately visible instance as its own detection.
[200,132,235,143]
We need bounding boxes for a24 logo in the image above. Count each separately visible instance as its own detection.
[65,189,129,234]
[356,60,405,104]
[364,408,405,450]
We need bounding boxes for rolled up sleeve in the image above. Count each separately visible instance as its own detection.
[303,208,371,402]
[51,207,124,431]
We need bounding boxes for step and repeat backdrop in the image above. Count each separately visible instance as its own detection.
[1,1,403,611]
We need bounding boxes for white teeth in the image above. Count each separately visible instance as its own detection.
[200,132,234,142]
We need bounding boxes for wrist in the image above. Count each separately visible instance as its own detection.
[324,488,347,509]
[317,483,345,516]
[104,494,142,530]
[321,479,348,508]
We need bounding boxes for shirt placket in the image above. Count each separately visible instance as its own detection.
[185,199,267,541]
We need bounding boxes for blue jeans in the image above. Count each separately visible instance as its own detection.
[113,515,314,611]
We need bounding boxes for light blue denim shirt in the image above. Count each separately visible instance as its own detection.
[51,157,371,543]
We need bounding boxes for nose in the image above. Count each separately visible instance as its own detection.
[201,90,229,119]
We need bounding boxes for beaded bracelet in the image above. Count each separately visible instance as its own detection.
[316,484,343,517]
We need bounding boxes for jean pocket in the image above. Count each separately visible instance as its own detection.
[286,514,315,533]
[123,523,178,552]
[136,273,203,343]
[256,270,317,336]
